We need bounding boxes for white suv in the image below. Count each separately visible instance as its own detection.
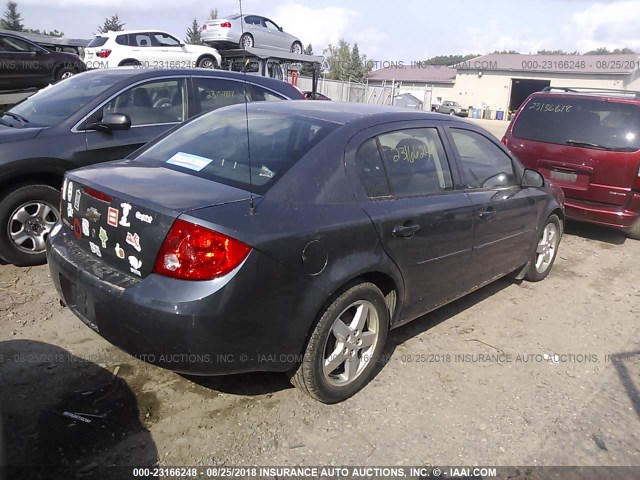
[83,30,222,70]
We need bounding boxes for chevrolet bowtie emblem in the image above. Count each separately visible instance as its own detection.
[85,207,101,222]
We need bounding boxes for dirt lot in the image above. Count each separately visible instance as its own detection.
[1,119,639,475]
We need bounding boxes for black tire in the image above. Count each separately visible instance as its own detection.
[290,282,389,404]
[54,66,76,82]
[0,184,60,266]
[196,56,217,69]
[119,60,140,67]
[291,41,303,54]
[449,110,456,115]
[628,218,640,240]
[524,214,563,282]
[239,33,254,49]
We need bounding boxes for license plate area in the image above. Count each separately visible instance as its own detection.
[59,275,98,331]
[550,170,578,183]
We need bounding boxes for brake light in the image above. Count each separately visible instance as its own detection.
[501,136,507,146]
[83,187,113,203]
[96,49,111,58]
[202,24,207,30]
[153,219,251,281]
[220,21,232,28]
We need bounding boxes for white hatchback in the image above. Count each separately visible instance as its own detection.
[83,30,222,70]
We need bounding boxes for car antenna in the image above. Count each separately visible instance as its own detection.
[239,0,256,216]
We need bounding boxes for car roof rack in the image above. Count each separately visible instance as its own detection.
[541,86,640,99]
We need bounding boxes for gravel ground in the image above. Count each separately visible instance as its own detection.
[1,120,639,475]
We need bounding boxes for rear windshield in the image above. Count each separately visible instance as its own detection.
[134,108,339,194]
[513,96,640,151]
[87,36,108,47]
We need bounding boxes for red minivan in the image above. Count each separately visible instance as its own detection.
[503,87,640,239]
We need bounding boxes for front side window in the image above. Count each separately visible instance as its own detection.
[101,79,186,125]
[356,128,453,197]
[450,128,516,189]
[0,36,39,53]
[153,33,181,47]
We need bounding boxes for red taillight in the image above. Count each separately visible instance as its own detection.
[202,24,207,30]
[153,219,251,281]
[501,136,507,146]
[220,21,232,28]
[96,49,111,58]
[83,187,113,203]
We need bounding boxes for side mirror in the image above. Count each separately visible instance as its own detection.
[278,27,283,32]
[522,168,545,188]
[85,113,131,132]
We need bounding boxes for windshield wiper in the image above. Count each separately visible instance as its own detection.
[565,140,604,149]
[2,111,29,124]
[565,140,636,152]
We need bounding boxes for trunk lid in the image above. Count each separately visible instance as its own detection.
[509,95,640,206]
[62,160,252,279]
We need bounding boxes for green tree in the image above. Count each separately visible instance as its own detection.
[209,8,218,20]
[348,43,366,82]
[424,54,477,66]
[185,18,202,45]
[300,43,315,76]
[536,49,579,55]
[26,28,64,37]
[325,39,355,81]
[0,1,24,31]
[493,50,520,54]
[97,14,125,34]
[585,47,635,54]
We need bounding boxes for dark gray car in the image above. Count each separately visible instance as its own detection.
[0,68,303,266]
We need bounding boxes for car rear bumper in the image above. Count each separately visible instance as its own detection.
[47,226,321,375]
[564,193,640,230]
[201,31,238,45]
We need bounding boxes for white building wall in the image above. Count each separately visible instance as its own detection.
[451,71,635,114]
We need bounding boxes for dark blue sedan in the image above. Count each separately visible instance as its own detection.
[47,101,564,403]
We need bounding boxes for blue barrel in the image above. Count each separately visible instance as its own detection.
[472,109,480,119]
[496,111,504,121]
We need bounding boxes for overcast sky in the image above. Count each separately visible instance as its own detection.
[10,0,640,59]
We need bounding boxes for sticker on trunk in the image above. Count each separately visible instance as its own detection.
[115,243,125,259]
[135,211,153,224]
[73,190,81,211]
[66,203,74,218]
[129,256,142,276]
[99,228,108,248]
[82,218,90,237]
[166,152,213,172]
[89,242,102,257]
[120,203,132,227]
[107,207,119,227]
[66,181,73,203]
[126,232,141,252]
[73,218,82,240]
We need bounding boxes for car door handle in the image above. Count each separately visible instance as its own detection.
[392,223,421,238]
[478,208,497,221]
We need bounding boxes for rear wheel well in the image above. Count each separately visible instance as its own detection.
[552,208,564,225]
[0,173,63,197]
[118,59,141,66]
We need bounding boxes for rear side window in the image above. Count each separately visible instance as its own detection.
[194,78,247,113]
[135,109,339,194]
[513,96,640,151]
[87,36,108,48]
[356,128,453,197]
[115,35,129,46]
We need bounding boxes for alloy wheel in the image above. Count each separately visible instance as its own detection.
[322,300,380,387]
[8,201,59,254]
[535,222,558,273]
